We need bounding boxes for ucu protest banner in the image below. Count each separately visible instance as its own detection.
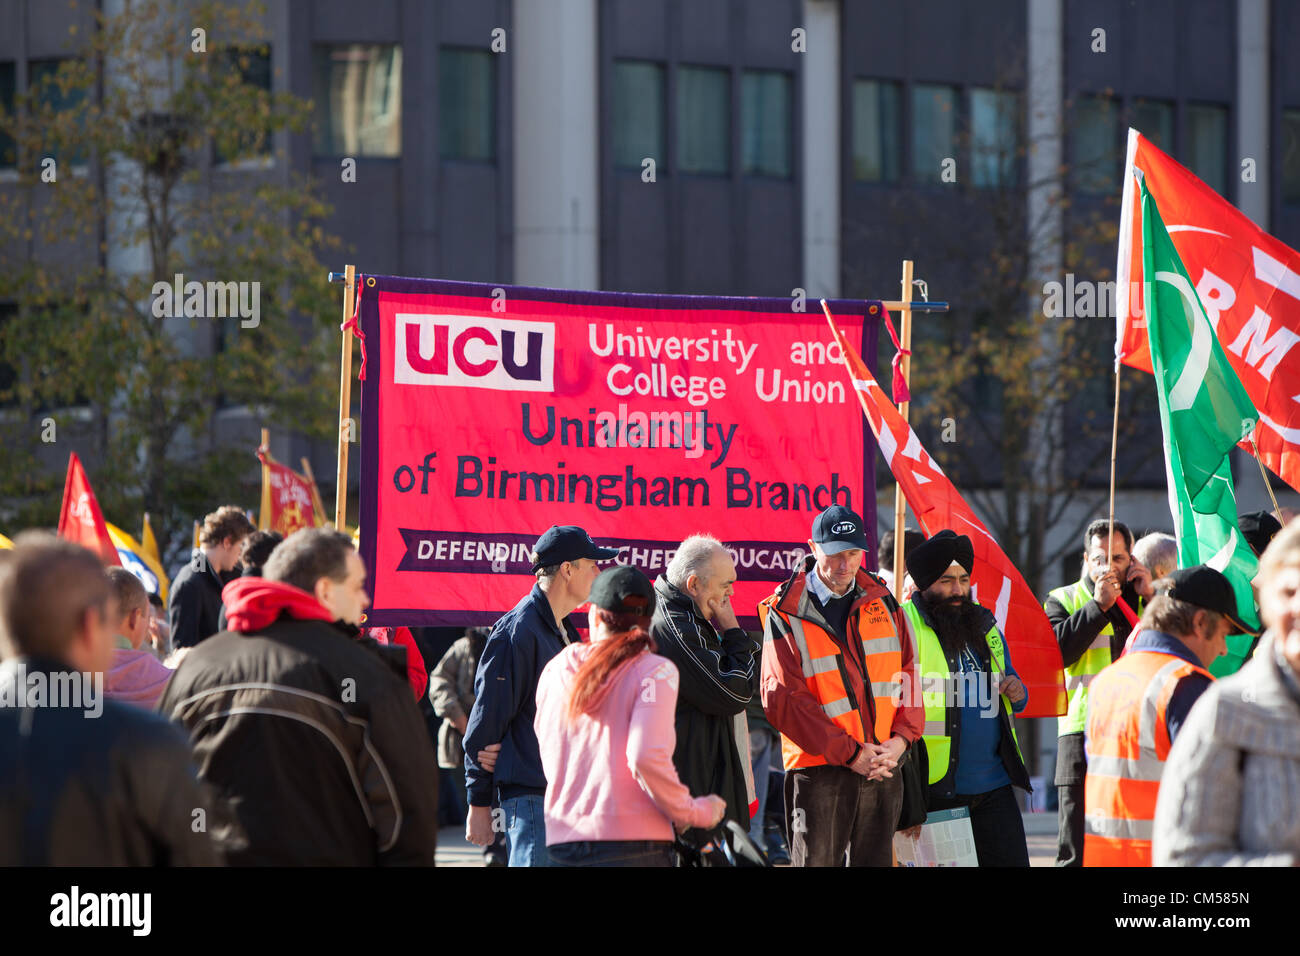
[355,275,879,627]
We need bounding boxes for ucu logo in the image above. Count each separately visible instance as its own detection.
[395,314,555,392]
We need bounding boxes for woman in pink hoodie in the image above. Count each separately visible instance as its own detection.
[535,565,726,867]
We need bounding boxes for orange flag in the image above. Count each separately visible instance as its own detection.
[57,452,121,566]
[823,302,1066,718]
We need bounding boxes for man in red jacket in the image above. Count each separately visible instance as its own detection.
[760,506,923,866]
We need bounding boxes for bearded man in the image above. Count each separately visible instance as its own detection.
[902,530,1032,867]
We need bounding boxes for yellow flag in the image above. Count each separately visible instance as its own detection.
[141,513,161,566]
[0,533,13,549]
[106,522,169,603]
[193,520,200,550]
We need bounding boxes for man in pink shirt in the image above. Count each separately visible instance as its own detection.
[535,566,726,866]
[103,567,173,710]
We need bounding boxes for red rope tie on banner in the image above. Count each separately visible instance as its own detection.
[879,304,911,404]
[341,276,368,380]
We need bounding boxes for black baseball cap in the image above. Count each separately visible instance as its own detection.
[811,505,871,555]
[530,525,619,571]
[1160,565,1259,636]
[588,566,656,617]
[1239,511,1282,558]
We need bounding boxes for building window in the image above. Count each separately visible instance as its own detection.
[440,48,495,161]
[312,44,402,157]
[30,59,87,166]
[970,88,1019,187]
[911,83,957,184]
[1186,103,1228,196]
[612,60,664,171]
[852,79,900,182]
[0,63,13,169]
[1131,99,1173,152]
[1283,109,1300,205]
[213,46,273,164]
[741,69,791,178]
[1070,94,1119,196]
[677,65,729,174]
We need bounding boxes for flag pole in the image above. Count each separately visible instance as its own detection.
[893,260,915,592]
[1248,434,1284,523]
[1107,361,1122,568]
[335,265,356,529]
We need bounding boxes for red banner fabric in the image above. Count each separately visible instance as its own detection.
[824,304,1067,719]
[1116,129,1300,491]
[57,452,121,567]
[261,454,321,536]
[356,276,879,628]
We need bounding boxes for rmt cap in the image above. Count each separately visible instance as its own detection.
[811,505,871,555]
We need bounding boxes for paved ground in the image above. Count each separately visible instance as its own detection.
[437,814,1060,867]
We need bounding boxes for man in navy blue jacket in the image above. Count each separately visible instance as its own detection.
[463,526,615,866]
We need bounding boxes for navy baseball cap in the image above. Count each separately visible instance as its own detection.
[811,505,871,555]
[588,566,656,617]
[530,525,619,571]
[1160,565,1259,636]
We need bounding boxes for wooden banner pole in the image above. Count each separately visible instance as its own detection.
[1107,363,1122,568]
[893,259,914,591]
[335,265,356,529]
[1248,434,1284,524]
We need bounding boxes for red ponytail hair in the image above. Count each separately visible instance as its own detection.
[567,608,656,720]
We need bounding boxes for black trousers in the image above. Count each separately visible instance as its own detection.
[928,785,1030,867]
[784,765,902,867]
[1056,783,1085,867]
[1055,733,1087,867]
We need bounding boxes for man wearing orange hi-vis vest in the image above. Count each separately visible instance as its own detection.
[1083,566,1252,866]
[759,506,923,866]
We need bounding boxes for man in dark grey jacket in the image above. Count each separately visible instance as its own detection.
[650,534,759,842]
[0,533,217,866]
[159,528,440,865]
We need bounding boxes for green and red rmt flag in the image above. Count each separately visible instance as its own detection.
[1117,128,1300,494]
[57,452,121,567]
[823,302,1067,720]
[1137,174,1262,676]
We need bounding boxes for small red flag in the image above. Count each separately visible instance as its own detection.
[57,452,121,566]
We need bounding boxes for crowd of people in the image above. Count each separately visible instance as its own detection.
[2,500,1298,867]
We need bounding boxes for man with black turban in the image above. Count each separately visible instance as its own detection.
[902,529,1032,866]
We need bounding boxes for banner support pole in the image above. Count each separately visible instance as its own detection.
[335,265,356,529]
[893,260,914,592]
[1107,363,1122,568]
[1249,434,1284,523]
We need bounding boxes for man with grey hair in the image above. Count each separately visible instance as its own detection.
[1132,532,1178,581]
[651,534,760,842]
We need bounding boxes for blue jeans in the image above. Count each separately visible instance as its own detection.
[748,725,778,849]
[501,794,551,867]
[548,840,675,867]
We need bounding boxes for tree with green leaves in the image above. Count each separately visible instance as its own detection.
[0,0,340,558]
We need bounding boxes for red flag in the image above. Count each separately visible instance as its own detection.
[258,450,319,536]
[1116,128,1300,491]
[57,452,121,566]
[823,302,1066,718]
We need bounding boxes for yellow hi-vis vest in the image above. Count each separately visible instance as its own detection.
[901,602,1024,786]
[1047,580,1143,736]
